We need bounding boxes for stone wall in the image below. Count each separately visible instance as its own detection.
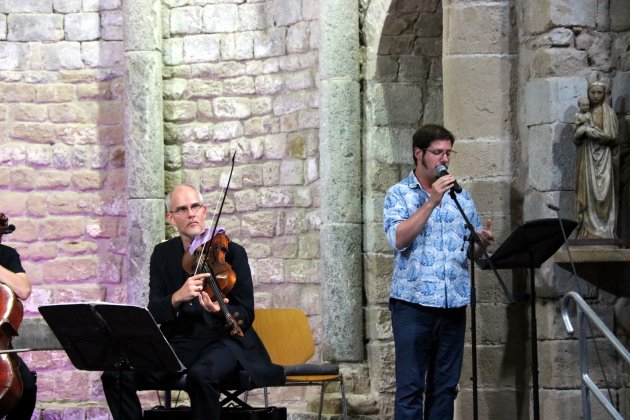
[158,10,324,411]
[519,0,630,417]
[362,0,444,416]
[158,4,327,413]
[362,0,630,419]
[0,0,126,416]
[1,0,325,417]
[1,0,629,418]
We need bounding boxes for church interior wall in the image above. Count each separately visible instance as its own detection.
[0,0,628,418]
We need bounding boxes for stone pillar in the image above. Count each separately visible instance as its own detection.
[123,0,164,306]
[442,0,515,236]
[442,0,517,416]
[319,0,363,361]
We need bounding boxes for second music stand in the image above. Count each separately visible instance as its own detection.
[477,218,578,420]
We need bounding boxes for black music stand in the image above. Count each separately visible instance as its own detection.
[38,303,184,372]
[477,218,578,420]
[39,303,185,416]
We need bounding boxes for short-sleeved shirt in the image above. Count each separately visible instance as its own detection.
[0,244,25,274]
[383,171,481,308]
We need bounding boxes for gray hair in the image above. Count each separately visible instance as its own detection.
[165,184,203,212]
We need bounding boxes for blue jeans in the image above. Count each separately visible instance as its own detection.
[390,299,466,420]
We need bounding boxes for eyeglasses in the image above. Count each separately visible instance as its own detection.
[170,202,205,216]
[424,149,457,158]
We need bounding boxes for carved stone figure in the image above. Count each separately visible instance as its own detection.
[574,97,592,129]
[572,81,619,240]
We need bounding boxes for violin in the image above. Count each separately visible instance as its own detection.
[181,152,243,337]
[0,213,23,414]
[182,231,242,337]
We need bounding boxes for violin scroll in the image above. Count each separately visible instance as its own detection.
[0,214,15,244]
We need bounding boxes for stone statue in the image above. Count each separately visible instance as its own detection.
[574,97,592,129]
[572,81,619,240]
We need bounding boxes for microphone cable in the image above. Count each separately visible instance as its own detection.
[547,203,617,410]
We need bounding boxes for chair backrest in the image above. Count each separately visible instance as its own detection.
[253,308,315,366]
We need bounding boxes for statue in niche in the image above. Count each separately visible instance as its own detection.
[572,81,619,240]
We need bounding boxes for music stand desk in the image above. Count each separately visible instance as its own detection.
[477,218,577,270]
[38,303,184,373]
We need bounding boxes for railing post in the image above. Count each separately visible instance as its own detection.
[562,291,630,420]
[577,310,591,420]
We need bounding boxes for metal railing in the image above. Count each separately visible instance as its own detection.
[561,291,630,420]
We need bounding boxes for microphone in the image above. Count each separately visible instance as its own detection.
[547,203,560,212]
[435,164,462,193]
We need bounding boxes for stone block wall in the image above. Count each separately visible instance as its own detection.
[362,0,444,415]
[1,0,629,418]
[159,0,323,352]
[0,0,128,415]
[1,0,326,417]
[518,0,630,418]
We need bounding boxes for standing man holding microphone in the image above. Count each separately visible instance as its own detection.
[383,124,493,419]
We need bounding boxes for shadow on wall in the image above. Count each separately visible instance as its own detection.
[617,115,630,246]
[559,262,630,298]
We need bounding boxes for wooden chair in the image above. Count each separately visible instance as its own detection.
[253,308,348,419]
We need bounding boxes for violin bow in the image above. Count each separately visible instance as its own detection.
[195,151,236,271]
[192,152,242,336]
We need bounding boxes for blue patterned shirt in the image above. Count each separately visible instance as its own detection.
[383,171,481,308]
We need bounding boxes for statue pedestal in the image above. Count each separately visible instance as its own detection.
[567,238,622,248]
[553,246,630,264]
[552,245,630,296]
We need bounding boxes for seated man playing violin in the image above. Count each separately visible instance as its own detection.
[0,215,37,420]
[101,184,283,420]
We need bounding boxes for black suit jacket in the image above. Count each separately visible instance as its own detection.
[147,236,284,387]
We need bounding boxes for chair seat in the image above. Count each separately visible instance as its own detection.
[284,364,339,376]
[283,364,342,384]
[285,375,341,382]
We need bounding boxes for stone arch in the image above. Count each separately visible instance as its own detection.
[361,0,445,414]
[361,0,519,416]
[362,0,444,214]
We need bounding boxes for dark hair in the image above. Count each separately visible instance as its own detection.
[412,124,455,165]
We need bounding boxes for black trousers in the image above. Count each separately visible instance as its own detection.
[101,338,240,420]
[6,356,37,420]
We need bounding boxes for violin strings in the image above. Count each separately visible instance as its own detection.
[193,250,203,275]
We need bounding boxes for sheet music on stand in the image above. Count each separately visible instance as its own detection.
[39,303,184,373]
